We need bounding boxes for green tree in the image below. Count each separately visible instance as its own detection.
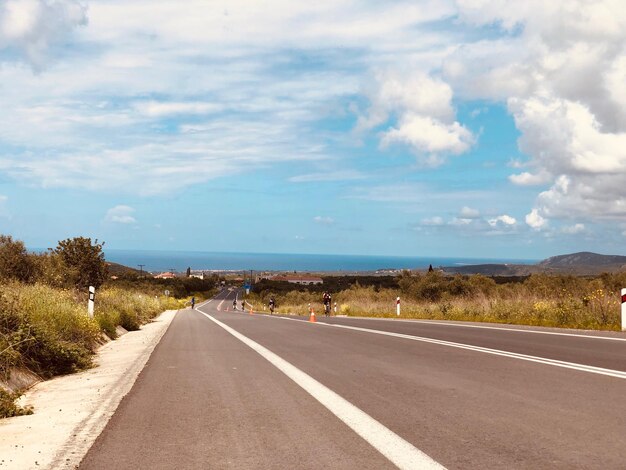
[54,237,108,289]
[0,235,34,282]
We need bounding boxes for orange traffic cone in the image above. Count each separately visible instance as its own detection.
[309,308,316,323]
[249,306,253,315]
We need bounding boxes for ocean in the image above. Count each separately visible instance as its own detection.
[103,249,538,273]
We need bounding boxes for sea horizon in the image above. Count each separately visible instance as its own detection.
[97,249,539,273]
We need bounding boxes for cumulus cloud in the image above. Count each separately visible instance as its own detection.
[422,216,445,226]
[313,216,334,225]
[562,223,585,234]
[525,208,547,230]
[105,205,136,224]
[0,0,87,69]
[459,206,480,219]
[449,217,472,226]
[509,171,551,186]
[358,71,475,166]
[450,0,626,223]
[488,214,516,228]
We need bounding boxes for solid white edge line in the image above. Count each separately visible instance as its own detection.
[324,323,626,380]
[361,318,626,342]
[198,310,445,470]
[244,313,626,380]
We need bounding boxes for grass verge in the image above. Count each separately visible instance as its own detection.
[0,282,187,418]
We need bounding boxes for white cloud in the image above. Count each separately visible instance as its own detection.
[449,217,472,226]
[449,0,626,223]
[359,71,475,166]
[0,0,87,69]
[525,208,547,230]
[105,205,136,224]
[133,101,222,118]
[562,223,585,234]
[509,171,551,186]
[422,216,445,226]
[380,113,474,165]
[313,216,334,225]
[459,206,480,219]
[488,214,516,228]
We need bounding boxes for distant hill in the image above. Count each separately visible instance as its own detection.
[443,251,626,276]
[442,263,536,276]
[107,262,142,276]
[539,252,626,270]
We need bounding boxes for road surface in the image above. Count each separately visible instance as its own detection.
[79,290,626,469]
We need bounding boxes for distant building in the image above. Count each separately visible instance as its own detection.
[154,272,176,279]
[190,272,205,280]
[269,275,323,285]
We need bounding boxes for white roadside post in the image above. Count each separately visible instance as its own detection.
[88,286,95,318]
[396,296,400,316]
[622,288,626,331]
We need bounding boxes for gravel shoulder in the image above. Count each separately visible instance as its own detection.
[0,310,178,470]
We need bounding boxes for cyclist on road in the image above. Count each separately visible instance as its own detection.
[323,291,331,317]
[269,297,275,315]
[191,296,195,309]
[233,298,237,310]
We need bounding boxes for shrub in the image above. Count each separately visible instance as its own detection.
[0,283,100,378]
[0,235,34,282]
[54,237,108,290]
[0,389,32,418]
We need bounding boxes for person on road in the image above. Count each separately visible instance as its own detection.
[269,297,275,315]
[233,299,237,310]
[323,291,331,316]
[191,296,195,309]
[241,300,245,311]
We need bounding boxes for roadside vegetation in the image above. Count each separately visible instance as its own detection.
[0,234,216,418]
[248,270,625,330]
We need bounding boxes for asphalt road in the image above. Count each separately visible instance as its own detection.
[79,290,626,469]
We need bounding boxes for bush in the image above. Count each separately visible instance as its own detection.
[0,283,100,378]
[0,235,34,283]
[54,237,108,290]
[0,389,32,418]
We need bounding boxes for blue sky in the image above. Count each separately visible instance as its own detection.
[1,0,626,260]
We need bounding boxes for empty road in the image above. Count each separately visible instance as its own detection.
[79,290,626,469]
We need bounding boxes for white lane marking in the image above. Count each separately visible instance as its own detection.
[217,299,225,311]
[326,323,626,380]
[196,298,213,308]
[351,317,626,342]
[197,310,444,470]
[249,314,626,380]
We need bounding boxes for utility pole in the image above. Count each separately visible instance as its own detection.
[138,264,145,277]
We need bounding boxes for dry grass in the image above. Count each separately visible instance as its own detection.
[247,274,624,330]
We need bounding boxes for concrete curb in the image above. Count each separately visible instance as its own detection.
[0,310,178,470]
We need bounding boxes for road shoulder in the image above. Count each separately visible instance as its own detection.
[0,309,178,470]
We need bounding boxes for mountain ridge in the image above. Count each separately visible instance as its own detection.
[443,251,626,276]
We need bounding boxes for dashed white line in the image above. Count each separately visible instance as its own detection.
[198,310,445,470]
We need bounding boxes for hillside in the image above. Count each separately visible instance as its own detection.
[106,262,142,276]
[539,252,626,270]
[443,251,626,276]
